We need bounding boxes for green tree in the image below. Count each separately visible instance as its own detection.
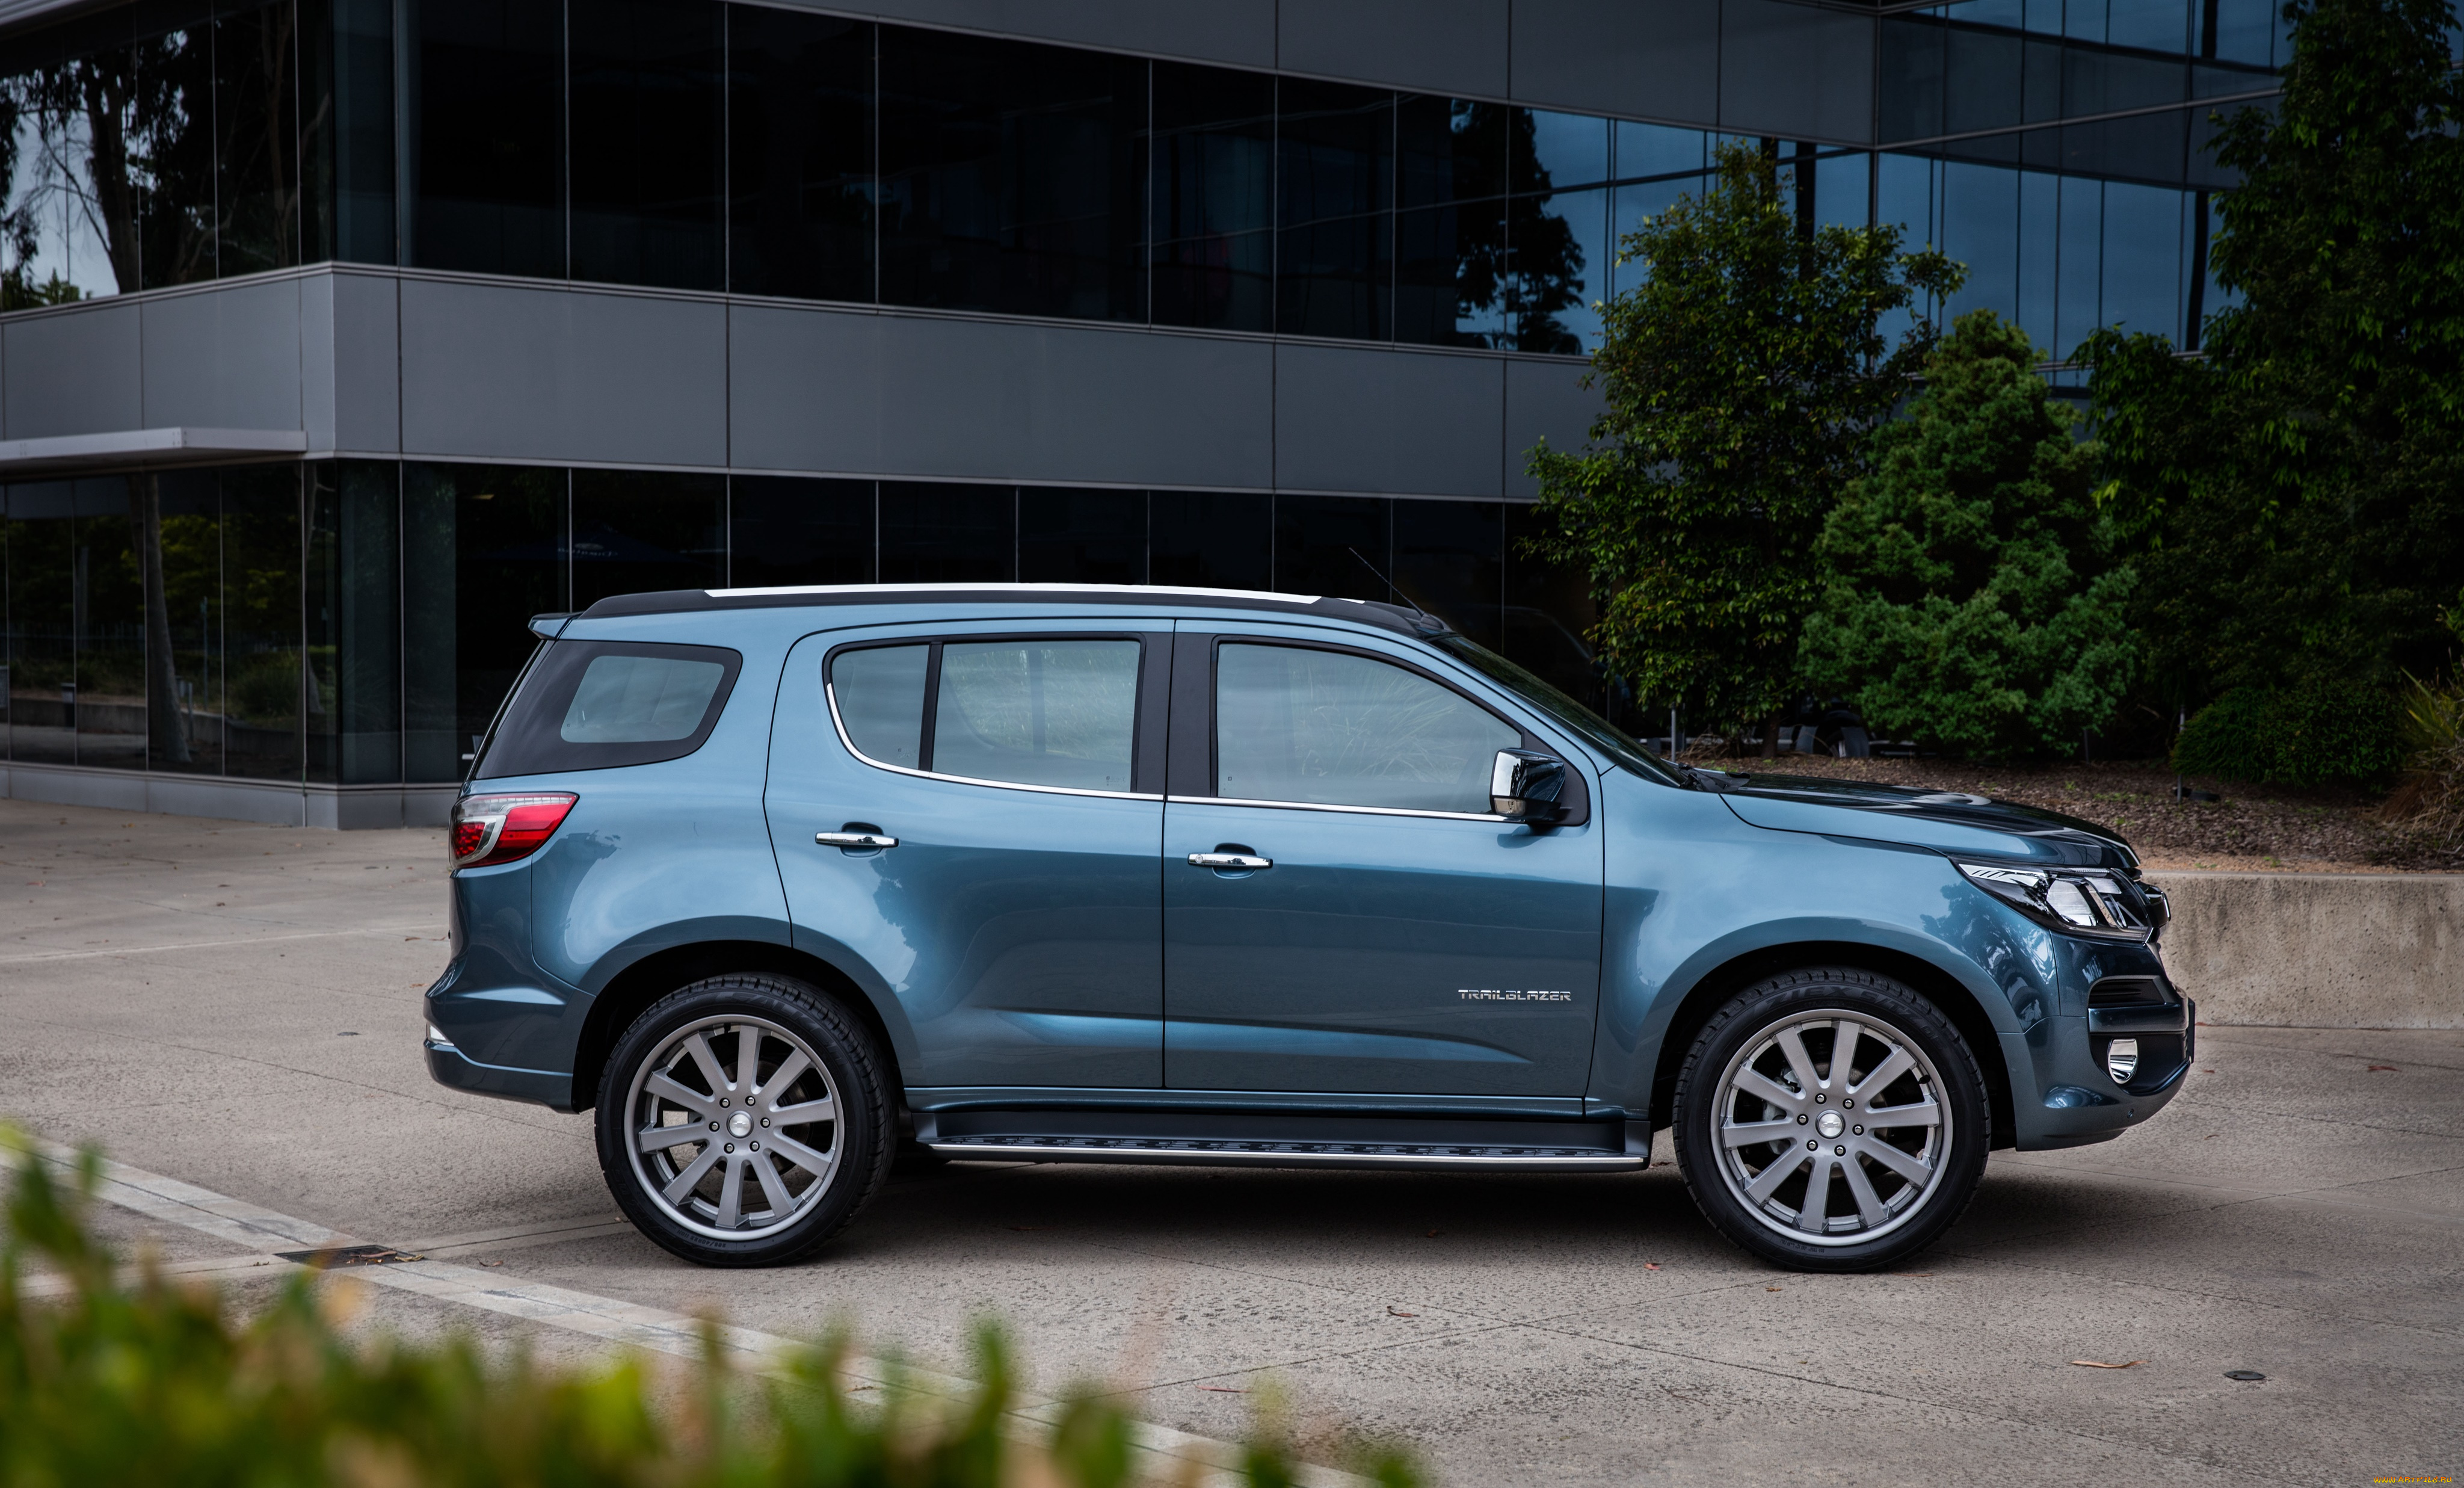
[2078,0,2464,702]
[1526,141,1962,749]
[1800,311,2137,760]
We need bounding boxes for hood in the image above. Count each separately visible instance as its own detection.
[1698,770,2138,871]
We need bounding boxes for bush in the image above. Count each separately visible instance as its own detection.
[0,1130,1418,1488]
[2172,681,2408,786]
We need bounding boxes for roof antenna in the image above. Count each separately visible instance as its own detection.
[1348,547,1429,622]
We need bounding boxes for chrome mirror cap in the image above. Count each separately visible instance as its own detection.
[1490,748,1566,822]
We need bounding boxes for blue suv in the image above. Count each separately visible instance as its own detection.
[425,585,2189,1272]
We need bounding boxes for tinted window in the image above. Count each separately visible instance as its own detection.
[934,640,1139,790]
[568,0,724,289]
[409,0,564,277]
[1018,488,1145,584]
[479,640,739,776]
[1276,79,1393,340]
[1149,492,1269,590]
[879,483,1014,582]
[830,643,927,768]
[729,475,873,587]
[1150,62,1273,331]
[217,0,303,277]
[727,8,872,301]
[1216,643,1516,813]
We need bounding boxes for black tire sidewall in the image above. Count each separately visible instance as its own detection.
[593,974,893,1267]
[1672,968,1990,1273]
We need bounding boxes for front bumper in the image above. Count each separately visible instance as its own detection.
[2010,996,2194,1150]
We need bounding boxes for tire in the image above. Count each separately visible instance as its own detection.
[1672,968,1989,1273]
[594,974,894,1267]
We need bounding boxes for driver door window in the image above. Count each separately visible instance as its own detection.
[1215,643,1517,813]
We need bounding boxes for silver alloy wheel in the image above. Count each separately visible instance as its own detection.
[1710,1007,1952,1247]
[624,1014,843,1241]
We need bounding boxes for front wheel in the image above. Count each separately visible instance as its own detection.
[594,974,893,1267]
[1672,968,1989,1272]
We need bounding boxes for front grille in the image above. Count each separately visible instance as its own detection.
[2088,976,2170,1008]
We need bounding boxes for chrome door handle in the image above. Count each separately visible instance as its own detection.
[1188,852,1270,870]
[817,832,898,849]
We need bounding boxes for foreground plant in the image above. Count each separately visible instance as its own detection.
[0,1131,1417,1487]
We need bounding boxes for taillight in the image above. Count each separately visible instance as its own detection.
[450,793,578,870]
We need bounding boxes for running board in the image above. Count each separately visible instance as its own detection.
[927,1134,1643,1172]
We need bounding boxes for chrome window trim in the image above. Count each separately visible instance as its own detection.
[823,679,1160,801]
[1166,793,1507,823]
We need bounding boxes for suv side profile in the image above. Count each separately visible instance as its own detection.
[425,584,2190,1273]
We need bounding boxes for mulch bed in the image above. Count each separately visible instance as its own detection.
[1684,752,2460,872]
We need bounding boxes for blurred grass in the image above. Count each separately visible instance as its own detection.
[0,1128,1419,1488]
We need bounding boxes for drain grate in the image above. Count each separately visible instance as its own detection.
[274,1244,426,1268]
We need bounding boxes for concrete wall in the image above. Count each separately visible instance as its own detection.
[2152,871,2464,1029]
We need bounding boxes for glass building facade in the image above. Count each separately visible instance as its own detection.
[0,0,2285,821]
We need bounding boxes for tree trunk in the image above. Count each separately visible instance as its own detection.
[1763,707,1782,759]
[129,474,189,765]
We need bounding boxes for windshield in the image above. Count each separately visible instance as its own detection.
[1431,635,1685,787]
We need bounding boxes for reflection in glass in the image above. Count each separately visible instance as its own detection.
[1614,121,1707,182]
[306,0,396,263]
[138,9,218,289]
[220,464,302,781]
[63,477,144,770]
[570,468,725,610]
[402,462,567,781]
[830,643,926,768]
[1148,492,1268,591]
[215,0,302,276]
[1393,499,1501,652]
[1398,94,1504,209]
[2057,173,2104,356]
[5,482,76,762]
[1941,159,2019,323]
[309,460,399,783]
[144,469,223,773]
[1019,487,1144,585]
[1274,494,1388,602]
[570,0,723,289]
[878,482,1012,582]
[727,8,871,301]
[728,475,872,587]
[1519,110,1609,194]
[1216,643,1515,813]
[408,0,564,277]
[1396,197,1507,348]
[1149,61,1272,332]
[2102,178,2182,345]
[1275,79,1391,341]
[934,639,1139,791]
[878,26,1144,321]
[1503,502,1608,721]
[1508,184,1597,355]
[1609,176,1701,298]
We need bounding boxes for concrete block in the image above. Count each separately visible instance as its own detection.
[2151,871,2464,1029]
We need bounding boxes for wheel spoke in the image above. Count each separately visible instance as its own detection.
[765,1130,837,1181]
[1733,1069,1805,1113]
[1721,1119,1800,1149]
[1854,1135,1933,1185]
[1864,1096,1942,1129]
[1796,1154,1836,1232]
[757,1050,812,1105]
[768,1095,836,1126]
[1743,1146,1809,1206]
[1840,1152,1890,1227]
[637,1121,705,1155]
[750,1150,796,1216]
[1830,1020,1863,1085]
[735,1025,764,1093]
[1849,1047,1915,1104]
[715,1155,747,1229]
[683,1033,733,1097]
[645,1072,716,1116]
[660,1141,724,1205]
[1776,1028,1825,1096]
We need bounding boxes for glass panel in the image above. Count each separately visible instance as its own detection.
[878,481,1012,582]
[1393,499,1501,651]
[1215,643,1514,813]
[1511,185,1604,354]
[145,469,223,773]
[2101,178,2182,339]
[1274,494,1388,601]
[727,475,872,587]
[401,462,567,781]
[2018,167,2058,351]
[1275,78,1392,341]
[570,0,723,290]
[2059,106,2189,187]
[2066,0,2107,43]
[1148,492,1268,590]
[138,5,218,288]
[878,25,1144,320]
[1,13,132,300]
[570,468,724,610]
[1503,502,1609,721]
[304,0,395,264]
[1396,197,1507,348]
[3,482,76,762]
[65,477,144,769]
[830,643,925,768]
[219,463,301,782]
[215,0,303,277]
[561,653,722,741]
[2108,0,2191,52]
[1399,94,1505,209]
[1613,120,1706,181]
[2056,173,2102,356]
[1518,110,1609,195]
[1946,23,2023,137]
[1941,159,2019,322]
[1149,60,1272,332]
[307,460,399,783]
[726,7,871,301]
[1018,487,1144,584]
[408,0,564,277]
[932,638,1139,791]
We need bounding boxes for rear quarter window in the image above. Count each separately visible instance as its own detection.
[476,640,742,777]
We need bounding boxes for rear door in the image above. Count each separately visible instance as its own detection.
[1160,623,1605,1096]
[766,620,1169,1090]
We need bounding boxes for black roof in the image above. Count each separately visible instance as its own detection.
[565,584,1445,638]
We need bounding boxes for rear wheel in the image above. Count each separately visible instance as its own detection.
[594,974,893,1267]
[1672,968,1989,1272]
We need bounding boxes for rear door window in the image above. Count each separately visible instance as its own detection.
[828,637,1145,794]
[476,641,741,777]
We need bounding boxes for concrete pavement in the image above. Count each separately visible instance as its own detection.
[3,798,2459,1486]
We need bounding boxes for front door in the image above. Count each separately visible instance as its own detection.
[767,623,1167,1090]
[1162,627,1604,1096]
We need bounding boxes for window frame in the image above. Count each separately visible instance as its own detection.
[822,631,1166,799]
[1169,632,1591,826]
[473,638,742,779]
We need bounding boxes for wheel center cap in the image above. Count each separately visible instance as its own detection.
[1816,1111,1846,1140]
[728,1112,754,1138]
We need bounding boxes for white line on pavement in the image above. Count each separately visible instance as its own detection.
[17,1138,1355,1488]
[0,927,439,965]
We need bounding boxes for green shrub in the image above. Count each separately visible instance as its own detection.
[0,1131,1418,1488]
[2172,681,2408,786]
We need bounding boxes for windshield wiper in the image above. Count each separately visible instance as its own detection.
[1675,762,1749,792]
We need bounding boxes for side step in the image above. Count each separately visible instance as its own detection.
[928,1135,1641,1171]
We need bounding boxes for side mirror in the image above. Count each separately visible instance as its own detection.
[1490,749,1566,823]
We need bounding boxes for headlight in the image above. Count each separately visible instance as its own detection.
[1956,861,2154,940]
